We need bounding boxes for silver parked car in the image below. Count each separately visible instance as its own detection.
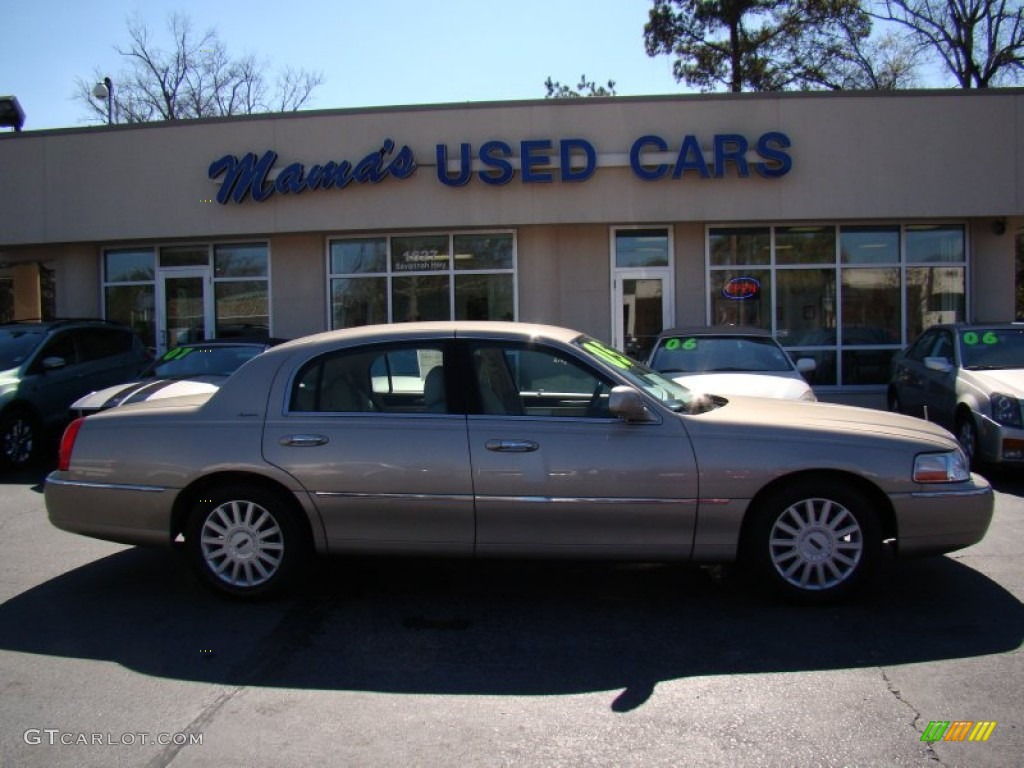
[46,322,992,603]
[647,326,817,401]
[889,323,1024,468]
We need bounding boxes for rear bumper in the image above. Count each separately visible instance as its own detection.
[892,476,994,557]
[45,472,174,547]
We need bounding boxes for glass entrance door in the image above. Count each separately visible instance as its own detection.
[613,274,672,361]
[158,269,212,355]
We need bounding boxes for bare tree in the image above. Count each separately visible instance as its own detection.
[873,0,1024,87]
[75,12,324,123]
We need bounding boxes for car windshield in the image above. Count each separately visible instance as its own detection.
[145,344,264,379]
[649,334,794,374]
[0,329,46,370]
[574,336,712,412]
[959,328,1024,370]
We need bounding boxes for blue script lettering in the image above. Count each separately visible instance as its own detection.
[208,140,417,204]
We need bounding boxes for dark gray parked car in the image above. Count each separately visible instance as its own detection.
[0,319,150,468]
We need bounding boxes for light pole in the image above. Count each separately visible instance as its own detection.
[92,77,114,125]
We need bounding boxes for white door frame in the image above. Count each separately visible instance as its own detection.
[155,267,214,356]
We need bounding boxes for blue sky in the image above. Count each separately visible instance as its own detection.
[2,0,683,131]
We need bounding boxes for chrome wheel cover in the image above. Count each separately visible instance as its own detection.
[2,416,33,465]
[768,497,863,591]
[199,500,285,588]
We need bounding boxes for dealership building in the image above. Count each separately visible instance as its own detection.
[1,88,1022,405]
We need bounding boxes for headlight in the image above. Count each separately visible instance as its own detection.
[990,393,1023,427]
[913,450,970,483]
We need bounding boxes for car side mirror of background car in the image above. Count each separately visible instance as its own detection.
[608,386,659,423]
[924,356,954,373]
[796,357,817,373]
[41,356,67,371]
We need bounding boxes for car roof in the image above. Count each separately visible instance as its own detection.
[270,321,585,356]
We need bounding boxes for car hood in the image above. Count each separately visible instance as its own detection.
[72,376,224,412]
[671,371,814,400]
[687,395,957,450]
[964,368,1024,397]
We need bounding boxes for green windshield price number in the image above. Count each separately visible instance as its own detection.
[583,341,633,370]
[961,331,999,346]
[664,337,698,351]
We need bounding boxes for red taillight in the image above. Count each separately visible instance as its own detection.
[58,417,85,472]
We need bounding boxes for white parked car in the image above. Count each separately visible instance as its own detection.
[72,339,283,416]
[647,327,817,401]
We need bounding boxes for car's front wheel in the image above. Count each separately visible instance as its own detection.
[744,479,880,603]
[0,408,38,470]
[186,484,310,599]
[956,413,980,469]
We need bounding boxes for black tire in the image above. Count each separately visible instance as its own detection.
[743,479,881,604]
[955,413,980,470]
[186,484,310,599]
[887,388,902,413]
[0,408,39,470]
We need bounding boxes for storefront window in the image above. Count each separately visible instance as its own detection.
[455,274,514,321]
[392,235,450,272]
[709,270,771,328]
[329,231,516,329]
[906,225,965,263]
[213,243,270,338]
[707,223,967,388]
[215,243,269,277]
[1016,231,1024,321]
[709,227,770,266]
[840,226,899,264]
[331,238,387,274]
[103,248,155,348]
[906,266,965,341]
[775,226,835,265]
[392,275,450,322]
[331,277,387,328]
[214,280,270,338]
[160,245,209,268]
[105,248,154,283]
[454,233,514,270]
[104,284,155,349]
[615,229,670,268]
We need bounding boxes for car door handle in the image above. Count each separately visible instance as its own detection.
[280,434,329,447]
[485,439,539,452]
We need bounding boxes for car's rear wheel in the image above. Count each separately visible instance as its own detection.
[744,479,880,603]
[186,484,309,599]
[0,408,38,470]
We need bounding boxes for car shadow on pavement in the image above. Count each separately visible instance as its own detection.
[0,548,1020,711]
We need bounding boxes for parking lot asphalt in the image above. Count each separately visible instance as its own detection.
[0,462,1021,768]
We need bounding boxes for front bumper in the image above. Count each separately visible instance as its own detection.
[892,474,994,557]
[976,414,1024,465]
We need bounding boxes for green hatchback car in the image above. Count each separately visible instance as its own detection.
[0,319,150,469]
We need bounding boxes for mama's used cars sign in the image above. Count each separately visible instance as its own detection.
[208,132,792,205]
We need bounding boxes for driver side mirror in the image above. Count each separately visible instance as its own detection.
[608,386,659,423]
[41,356,68,371]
